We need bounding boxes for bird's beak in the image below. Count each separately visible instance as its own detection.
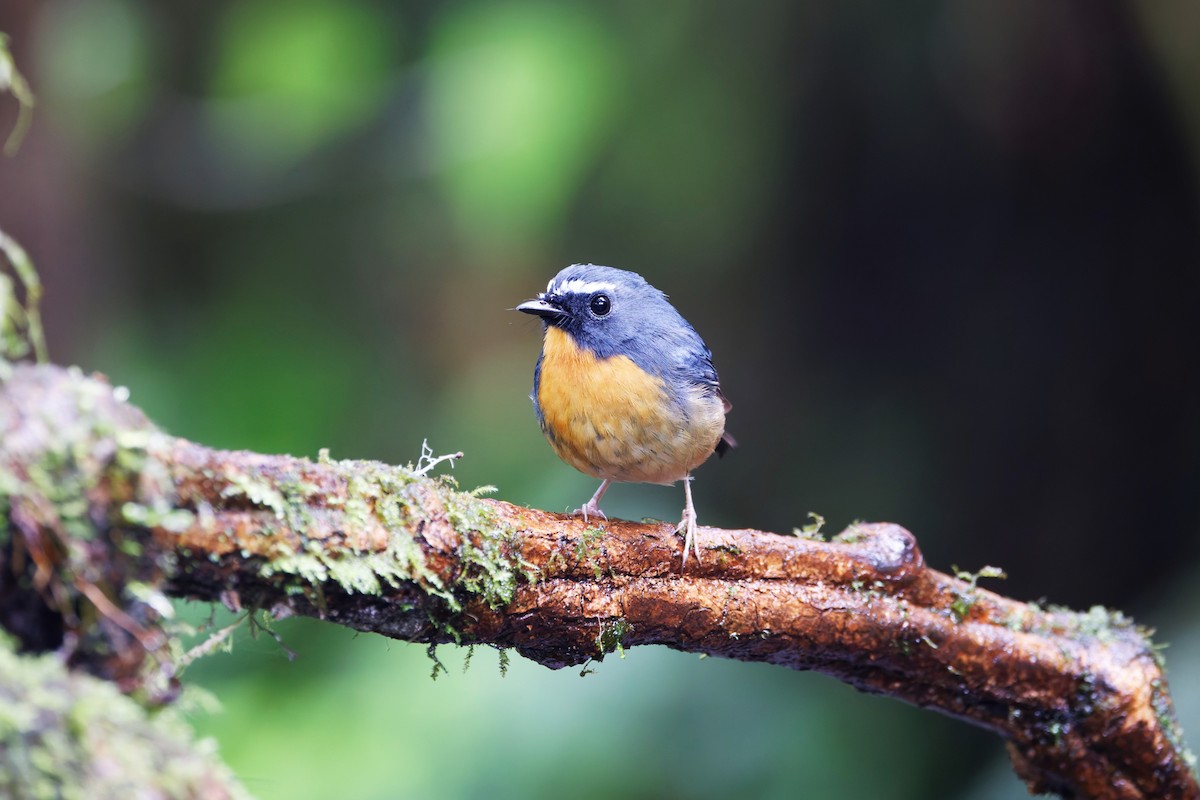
[515,294,566,321]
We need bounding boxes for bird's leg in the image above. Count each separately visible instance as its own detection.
[573,479,610,523]
[677,475,700,567]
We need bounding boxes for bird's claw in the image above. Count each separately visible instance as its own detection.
[677,504,700,568]
[675,474,701,569]
[573,500,608,524]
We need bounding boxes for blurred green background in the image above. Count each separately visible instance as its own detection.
[2,1,1198,797]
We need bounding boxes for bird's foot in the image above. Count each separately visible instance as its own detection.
[676,474,700,568]
[676,506,700,567]
[573,479,611,525]
[573,499,608,525]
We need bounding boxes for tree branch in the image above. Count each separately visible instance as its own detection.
[1,364,1196,799]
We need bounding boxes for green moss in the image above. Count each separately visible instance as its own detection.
[261,529,437,600]
[0,635,249,799]
[1,367,181,689]
[1000,595,1159,647]
[949,595,973,624]
[251,458,458,607]
[4,372,537,694]
[1069,605,1133,641]
[221,472,287,518]
[596,618,631,659]
[542,546,568,575]
[498,647,511,677]
[427,643,448,680]
[791,511,827,541]
[447,489,534,609]
[117,446,536,664]
[120,502,195,534]
[832,521,871,544]
[249,454,535,617]
[574,526,605,580]
[949,565,1006,623]
[260,550,333,588]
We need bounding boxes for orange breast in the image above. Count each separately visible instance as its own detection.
[537,327,725,485]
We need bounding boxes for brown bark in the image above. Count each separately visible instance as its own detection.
[2,364,1196,800]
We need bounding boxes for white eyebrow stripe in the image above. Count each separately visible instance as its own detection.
[552,278,617,296]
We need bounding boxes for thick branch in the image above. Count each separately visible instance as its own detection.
[2,364,1196,800]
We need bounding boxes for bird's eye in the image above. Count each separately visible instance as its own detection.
[589,293,612,317]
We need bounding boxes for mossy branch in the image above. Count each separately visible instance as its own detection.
[1,364,1196,800]
[0,634,249,799]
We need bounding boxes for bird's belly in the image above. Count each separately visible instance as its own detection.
[537,328,724,485]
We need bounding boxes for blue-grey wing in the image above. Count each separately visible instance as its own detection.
[689,341,730,409]
[681,338,736,456]
[531,351,546,430]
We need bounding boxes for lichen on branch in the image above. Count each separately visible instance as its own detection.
[1,363,1196,800]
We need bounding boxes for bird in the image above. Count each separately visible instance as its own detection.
[515,264,734,566]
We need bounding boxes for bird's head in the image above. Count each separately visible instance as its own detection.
[516,264,683,360]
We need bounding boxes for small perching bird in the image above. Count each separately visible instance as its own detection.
[516,264,734,566]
